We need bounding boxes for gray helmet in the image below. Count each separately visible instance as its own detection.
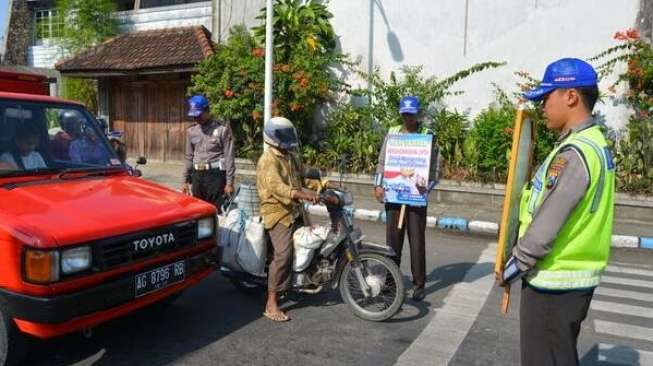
[263,117,299,150]
[59,110,83,135]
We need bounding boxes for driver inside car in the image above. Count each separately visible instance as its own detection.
[0,123,47,170]
[256,116,327,322]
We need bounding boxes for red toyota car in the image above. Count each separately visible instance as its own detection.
[0,90,219,366]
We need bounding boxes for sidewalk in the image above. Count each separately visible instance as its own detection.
[135,159,653,239]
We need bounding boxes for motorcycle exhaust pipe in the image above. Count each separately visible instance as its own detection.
[297,285,323,294]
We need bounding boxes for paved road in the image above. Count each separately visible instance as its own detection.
[23,220,653,366]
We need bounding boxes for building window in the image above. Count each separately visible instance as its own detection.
[141,0,208,9]
[34,9,63,44]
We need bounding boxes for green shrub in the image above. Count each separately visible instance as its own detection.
[303,103,382,173]
[433,109,470,179]
[355,63,505,130]
[465,104,515,182]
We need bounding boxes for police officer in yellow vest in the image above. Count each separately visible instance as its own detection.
[374,96,439,302]
[500,58,615,366]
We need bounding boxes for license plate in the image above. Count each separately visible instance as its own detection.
[135,261,185,298]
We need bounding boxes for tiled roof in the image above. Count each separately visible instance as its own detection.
[56,26,214,74]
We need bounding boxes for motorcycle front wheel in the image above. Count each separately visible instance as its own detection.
[339,253,405,321]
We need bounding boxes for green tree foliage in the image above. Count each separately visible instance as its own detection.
[252,0,336,62]
[191,1,343,161]
[56,0,117,52]
[55,0,117,112]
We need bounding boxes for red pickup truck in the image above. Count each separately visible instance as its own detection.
[0,90,219,365]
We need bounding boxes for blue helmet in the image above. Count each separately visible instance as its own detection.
[524,58,598,101]
[399,96,420,115]
[188,95,209,117]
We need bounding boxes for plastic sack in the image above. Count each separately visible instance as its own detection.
[236,216,267,276]
[293,225,329,272]
[217,208,244,271]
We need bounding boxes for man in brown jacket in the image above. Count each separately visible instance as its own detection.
[256,117,324,322]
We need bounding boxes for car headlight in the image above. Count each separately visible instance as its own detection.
[61,246,92,274]
[197,216,215,240]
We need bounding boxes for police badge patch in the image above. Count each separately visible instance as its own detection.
[546,156,567,189]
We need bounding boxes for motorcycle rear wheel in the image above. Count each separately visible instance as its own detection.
[339,253,405,321]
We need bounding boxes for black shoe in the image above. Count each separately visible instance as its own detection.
[412,287,425,302]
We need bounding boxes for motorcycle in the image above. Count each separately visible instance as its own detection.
[220,186,406,322]
[96,117,146,177]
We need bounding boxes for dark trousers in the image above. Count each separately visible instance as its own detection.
[520,282,594,366]
[191,170,226,212]
[385,203,427,289]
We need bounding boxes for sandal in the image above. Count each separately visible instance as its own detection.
[263,311,290,322]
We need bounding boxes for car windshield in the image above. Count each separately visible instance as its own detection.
[0,100,122,176]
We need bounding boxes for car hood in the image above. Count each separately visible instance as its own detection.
[0,176,215,248]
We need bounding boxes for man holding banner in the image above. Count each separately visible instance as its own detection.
[374,96,439,302]
[499,58,615,366]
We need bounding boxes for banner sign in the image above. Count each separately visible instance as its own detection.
[383,133,433,207]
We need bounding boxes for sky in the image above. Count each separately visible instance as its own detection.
[0,0,8,42]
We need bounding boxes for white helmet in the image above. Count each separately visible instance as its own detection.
[263,116,299,150]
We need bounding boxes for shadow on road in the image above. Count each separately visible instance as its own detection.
[580,343,641,366]
[24,273,262,366]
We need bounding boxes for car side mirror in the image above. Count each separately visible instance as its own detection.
[96,117,108,132]
[136,156,147,165]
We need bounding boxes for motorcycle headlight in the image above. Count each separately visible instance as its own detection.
[61,246,92,274]
[197,216,215,240]
[343,191,354,206]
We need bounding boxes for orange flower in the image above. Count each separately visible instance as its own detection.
[626,28,640,40]
[252,48,265,58]
[638,109,649,119]
[614,31,628,41]
[299,77,310,88]
[252,110,262,120]
[280,64,291,73]
[614,28,640,41]
[289,102,303,112]
[224,90,234,98]
[503,127,514,135]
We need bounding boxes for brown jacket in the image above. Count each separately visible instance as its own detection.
[256,147,324,229]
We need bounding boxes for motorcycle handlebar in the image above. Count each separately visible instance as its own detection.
[319,193,340,206]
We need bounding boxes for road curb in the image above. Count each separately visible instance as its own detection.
[304,204,653,250]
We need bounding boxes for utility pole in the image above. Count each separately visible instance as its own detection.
[263,0,274,150]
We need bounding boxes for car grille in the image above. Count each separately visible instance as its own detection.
[93,221,198,271]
